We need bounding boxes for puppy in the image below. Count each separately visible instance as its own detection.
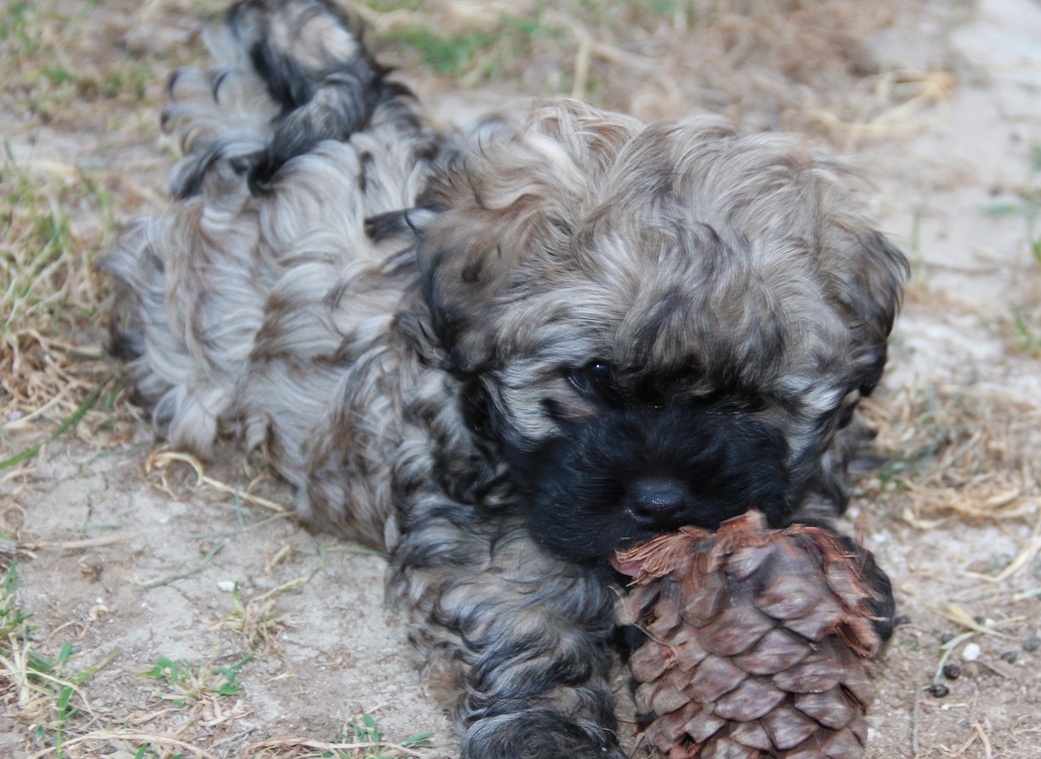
[105,1,906,756]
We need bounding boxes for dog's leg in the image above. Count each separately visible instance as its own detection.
[392,520,627,759]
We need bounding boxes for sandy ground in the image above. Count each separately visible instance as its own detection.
[2,1,1041,758]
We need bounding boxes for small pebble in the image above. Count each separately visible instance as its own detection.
[893,614,911,627]
[939,632,956,645]
[928,683,949,697]
[942,663,961,680]
[1024,635,1041,652]
[973,615,985,625]
[1000,651,1018,663]
[962,643,981,661]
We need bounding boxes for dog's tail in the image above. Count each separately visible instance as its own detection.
[104,0,433,458]
[163,0,401,198]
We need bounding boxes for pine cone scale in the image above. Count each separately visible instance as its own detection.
[732,628,810,675]
[793,688,854,729]
[821,727,863,758]
[713,676,787,722]
[684,705,727,743]
[630,640,675,681]
[756,577,823,619]
[762,704,818,750]
[701,603,776,656]
[700,735,758,759]
[680,571,727,626]
[772,652,848,694]
[725,542,775,580]
[649,701,701,747]
[671,626,710,671]
[684,654,748,703]
[729,719,774,750]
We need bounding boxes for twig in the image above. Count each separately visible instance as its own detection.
[911,684,921,758]
[571,28,592,100]
[136,539,226,590]
[972,720,993,759]
[254,542,325,603]
[146,450,287,513]
[188,512,290,541]
[243,737,432,757]
[0,377,110,470]
[951,731,978,758]
[1012,586,1041,601]
[932,631,978,686]
[27,532,141,551]
[933,603,1014,638]
[29,731,219,759]
[1,382,74,431]
[991,511,1041,583]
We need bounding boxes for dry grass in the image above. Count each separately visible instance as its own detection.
[862,385,1041,528]
[0,153,119,464]
[0,0,184,477]
[351,0,949,137]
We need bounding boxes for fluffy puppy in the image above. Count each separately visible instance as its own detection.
[106,1,907,757]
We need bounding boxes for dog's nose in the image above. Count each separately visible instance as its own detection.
[628,479,689,527]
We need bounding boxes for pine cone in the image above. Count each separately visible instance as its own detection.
[615,511,887,759]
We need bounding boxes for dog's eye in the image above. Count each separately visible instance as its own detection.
[568,361,614,398]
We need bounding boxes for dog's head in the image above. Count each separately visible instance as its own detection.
[386,101,907,566]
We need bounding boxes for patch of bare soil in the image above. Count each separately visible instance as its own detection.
[1,1,1040,758]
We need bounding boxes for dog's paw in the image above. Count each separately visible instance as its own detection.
[463,711,627,759]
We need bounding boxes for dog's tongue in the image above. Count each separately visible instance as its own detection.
[610,552,644,577]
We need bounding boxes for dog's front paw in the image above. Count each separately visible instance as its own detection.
[463,711,627,759]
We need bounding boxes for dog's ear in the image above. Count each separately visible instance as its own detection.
[412,102,641,375]
[415,166,572,374]
[824,224,909,395]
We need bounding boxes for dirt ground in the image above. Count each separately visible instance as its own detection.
[2,0,1041,758]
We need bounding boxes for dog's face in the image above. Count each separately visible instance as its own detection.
[404,102,907,566]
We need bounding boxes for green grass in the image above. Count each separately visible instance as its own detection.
[0,2,160,119]
[1009,306,1041,356]
[983,140,1041,358]
[0,149,111,340]
[143,652,253,706]
[375,9,568,82]
[353,0,423,12]
[330,713,435,759]
[0,558,118,758]
[382,26,497,76]
[365,2,681,93]
[984,142,1041,264]
[0,556,29,639]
